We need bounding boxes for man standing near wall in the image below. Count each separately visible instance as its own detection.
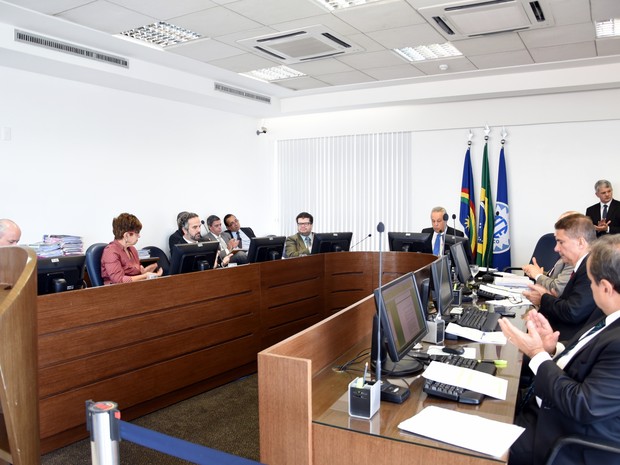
[585,179,620,236]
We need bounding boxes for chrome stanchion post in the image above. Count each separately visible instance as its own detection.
[86,400,121,465]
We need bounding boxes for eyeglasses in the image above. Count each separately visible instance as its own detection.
[127,231,141,237]
[297,222,311,226]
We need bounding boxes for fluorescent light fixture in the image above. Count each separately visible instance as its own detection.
[311,0,380,11]
[393,43,462,62]
[595,19,620,38]
[120,22,202,47]
[241,65,306,82]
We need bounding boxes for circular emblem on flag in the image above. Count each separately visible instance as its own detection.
[494,202,510,252]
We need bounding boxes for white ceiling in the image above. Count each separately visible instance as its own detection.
[1,0,620,116]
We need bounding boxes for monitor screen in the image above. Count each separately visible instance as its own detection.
[37,255,86,295]
[310,232,352,254]
[444,234,473,263]
[371,272,428,377]
[388,232,432,253]
[247,236,285,263]
[169,241,220,275]
[450,240,472,285]
[430,255,454,316]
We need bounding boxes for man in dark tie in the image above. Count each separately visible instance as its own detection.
[523,214,598,341]
[285,212,314,257]
[204,215,249,266]
[585,179,620,236]
[500,234,620,465]
[223,214,256,251]
[421,206,463,256]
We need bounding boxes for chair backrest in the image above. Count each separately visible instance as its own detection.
[142,246,170,276]
[85,243,107,287]
[530,232,560,271]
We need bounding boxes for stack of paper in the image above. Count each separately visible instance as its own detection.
[43,235,84,255]
[28,241,63,258]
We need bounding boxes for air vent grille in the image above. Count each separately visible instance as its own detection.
[214,83,271,104]
[15,30,129,68]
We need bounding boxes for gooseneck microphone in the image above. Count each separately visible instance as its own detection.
[452,213,457,243]
[376,222,384,387]
[200,220,209,236]
[350,233,372,250]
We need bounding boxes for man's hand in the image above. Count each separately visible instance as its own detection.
[523,283,556,305]
[523,309,560,354]
[499,317,558,358]
[522,257,544,279]
[595,219,610,233]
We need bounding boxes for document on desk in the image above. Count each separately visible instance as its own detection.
[445,323,507,344]
[423,361,507,400]
[398,406,524,458]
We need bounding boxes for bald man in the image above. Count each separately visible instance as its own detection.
[0,219,21,246]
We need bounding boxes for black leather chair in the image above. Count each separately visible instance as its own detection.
[85,243,106,287]
[545,435,620,465]
[504,232,559,273]
[142,246,170,276]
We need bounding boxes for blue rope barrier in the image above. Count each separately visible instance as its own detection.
[119,421,262,465]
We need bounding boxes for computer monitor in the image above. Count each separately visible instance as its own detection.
[388,232,432,253]
[37,255,86,295]
[371,272,428,377]
[169,241,220,275]
[310,232,352,254]
[413,263,432,316]
[430,254,454,316]
[247,236,285,263]
[450,240,472,285]
[444,234,473,263]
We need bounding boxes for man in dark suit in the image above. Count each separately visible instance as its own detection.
[500,233,620,465]
[523,214,598,341]
[585,179,620,236]
[168,211,189,254]
[421,206,463,256]
[223,214,256,251]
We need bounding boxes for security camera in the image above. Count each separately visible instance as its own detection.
[256,127,267,135]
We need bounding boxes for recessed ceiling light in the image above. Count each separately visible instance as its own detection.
[595,19,620,38]
[240,65,306,82]
[393,43,462,62]
[310,0,380,11]
[119,22,202,47]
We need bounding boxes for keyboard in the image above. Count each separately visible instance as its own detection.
[451,307,501,332]
[423,355,496,405]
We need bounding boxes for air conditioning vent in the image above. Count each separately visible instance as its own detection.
[14,30,129,68]
[417,0,554,40]
[214,83,271,104]
[238,25,363,64]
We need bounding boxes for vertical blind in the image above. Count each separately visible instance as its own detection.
[277,132,415,251]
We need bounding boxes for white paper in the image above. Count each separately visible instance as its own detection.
[423,361,508,400]
[493,276,531,288]
[484,297,532,307]
[427,345,477,359]
[398,406,525,458]
[445,322,507,344]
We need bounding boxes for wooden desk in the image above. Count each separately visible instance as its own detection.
[259,281,527,465]
[37,251,430,453]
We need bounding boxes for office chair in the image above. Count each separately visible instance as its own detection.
[504,232,559,273]
[85,243,107,287]
[141,246,170,276]
[545,435,620,465]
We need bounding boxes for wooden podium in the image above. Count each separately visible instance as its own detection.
[0,246,40,464]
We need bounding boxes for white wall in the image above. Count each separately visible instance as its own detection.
[265,89,620,266]
[0,65,272,253]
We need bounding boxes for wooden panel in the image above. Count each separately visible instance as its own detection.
[0,247,40,465]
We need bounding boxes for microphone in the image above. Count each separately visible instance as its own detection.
[452,214,457,242]
[376,222,384,388]
[200,220,209,235]
[350,233,372,250]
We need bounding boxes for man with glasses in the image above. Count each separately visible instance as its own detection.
[0,219,21,246]
[285,212,314,257]
[223,214,255,251]
[205,215,248,266]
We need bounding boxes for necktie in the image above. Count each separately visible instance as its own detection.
[433,233,442,255]
[602,204,608,220]
[237,232,242,247]
[519,318,607,411]
[304,236,311,250]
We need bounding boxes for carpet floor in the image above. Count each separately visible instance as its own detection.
[41,374,259,464]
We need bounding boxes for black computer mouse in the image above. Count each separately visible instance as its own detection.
[442,346,465,355]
